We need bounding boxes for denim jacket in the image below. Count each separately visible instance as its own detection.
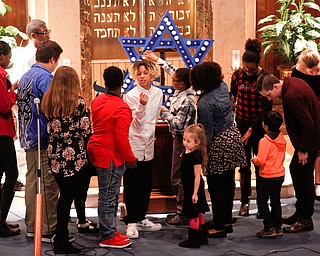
[198,81,234,146]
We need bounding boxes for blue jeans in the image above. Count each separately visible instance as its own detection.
[96,161,125,240]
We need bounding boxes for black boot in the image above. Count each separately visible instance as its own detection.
[0,221,20,237]
[0,180,17,223]
[179,228,201,248]
[0,184,20,237]
[54,235,81,254]
[198,225,208,245]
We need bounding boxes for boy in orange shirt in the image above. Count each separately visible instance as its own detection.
[251,110,286,238]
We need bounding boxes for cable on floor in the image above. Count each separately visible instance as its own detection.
[223,246,320,255]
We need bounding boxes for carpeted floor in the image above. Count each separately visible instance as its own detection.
[2,195,320,256]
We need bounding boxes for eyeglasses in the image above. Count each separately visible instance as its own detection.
[172,79,181,82]
[34,30,51,36]
[243,65,259,75]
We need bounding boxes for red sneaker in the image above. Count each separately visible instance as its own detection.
[99,236,132,248]
[116,231,129,240]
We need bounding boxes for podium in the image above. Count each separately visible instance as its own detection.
[148,122,176,213]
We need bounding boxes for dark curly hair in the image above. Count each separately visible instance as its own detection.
[0,41,11,56]
[242,38,262,65]
[103,66,124,90]
[190,62,224,93]
[175,68,190,88]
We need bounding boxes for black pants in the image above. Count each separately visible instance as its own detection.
[123,160,153,224]
[290,150,317,220]
[74,163,95,224]
[207,169,235,230]
[236,118,264,204]
[0,136,18,222]
[257,176,284,230]
[55,174,80,240]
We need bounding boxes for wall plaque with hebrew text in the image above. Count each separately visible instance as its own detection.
[91,0,195,59]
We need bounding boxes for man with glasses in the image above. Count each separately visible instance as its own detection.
[12,19,50,192]
[14,19,51,79]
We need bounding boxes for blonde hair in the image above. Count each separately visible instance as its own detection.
[131,59,158,81]
[297,48,320,69]
[42,66,82,119]
[184,124,208,172]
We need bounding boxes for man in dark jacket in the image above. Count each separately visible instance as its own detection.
[256,73,320,233]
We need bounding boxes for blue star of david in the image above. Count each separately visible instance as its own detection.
[118,11,214,97]
[93,12,214,108]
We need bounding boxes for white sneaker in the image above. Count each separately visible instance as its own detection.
[137,219,162,231]
[126,223,139,239]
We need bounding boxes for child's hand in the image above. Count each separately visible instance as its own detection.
[242,128,252,145]
[160,105,167,114]
[143,50,159,62]
[192,193,198,203]
[11,80,18,91]
[127,158,137,169]
[251,157,257,165]
[139,92,149,105]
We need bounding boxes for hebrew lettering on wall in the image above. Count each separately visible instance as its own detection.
[91,0,195,59]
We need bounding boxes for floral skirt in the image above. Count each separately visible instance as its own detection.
[207,124,247,175]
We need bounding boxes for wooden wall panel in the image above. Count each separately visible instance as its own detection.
[0,0,28,45]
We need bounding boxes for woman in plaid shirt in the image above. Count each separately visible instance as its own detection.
[230,39,272,217]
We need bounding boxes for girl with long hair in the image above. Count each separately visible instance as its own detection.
[42,66,91,254]
[179,124,209,248]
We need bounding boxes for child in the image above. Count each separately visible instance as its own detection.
[179,124,210,248]
[143,50,197,225]
[123,59,163,239]
[88,66,135,249]
[251,110,286,238]
[0,41,20,237]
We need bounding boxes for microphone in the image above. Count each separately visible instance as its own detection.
[34,97,40,117]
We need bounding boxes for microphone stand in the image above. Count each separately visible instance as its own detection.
[34,101,43,256]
